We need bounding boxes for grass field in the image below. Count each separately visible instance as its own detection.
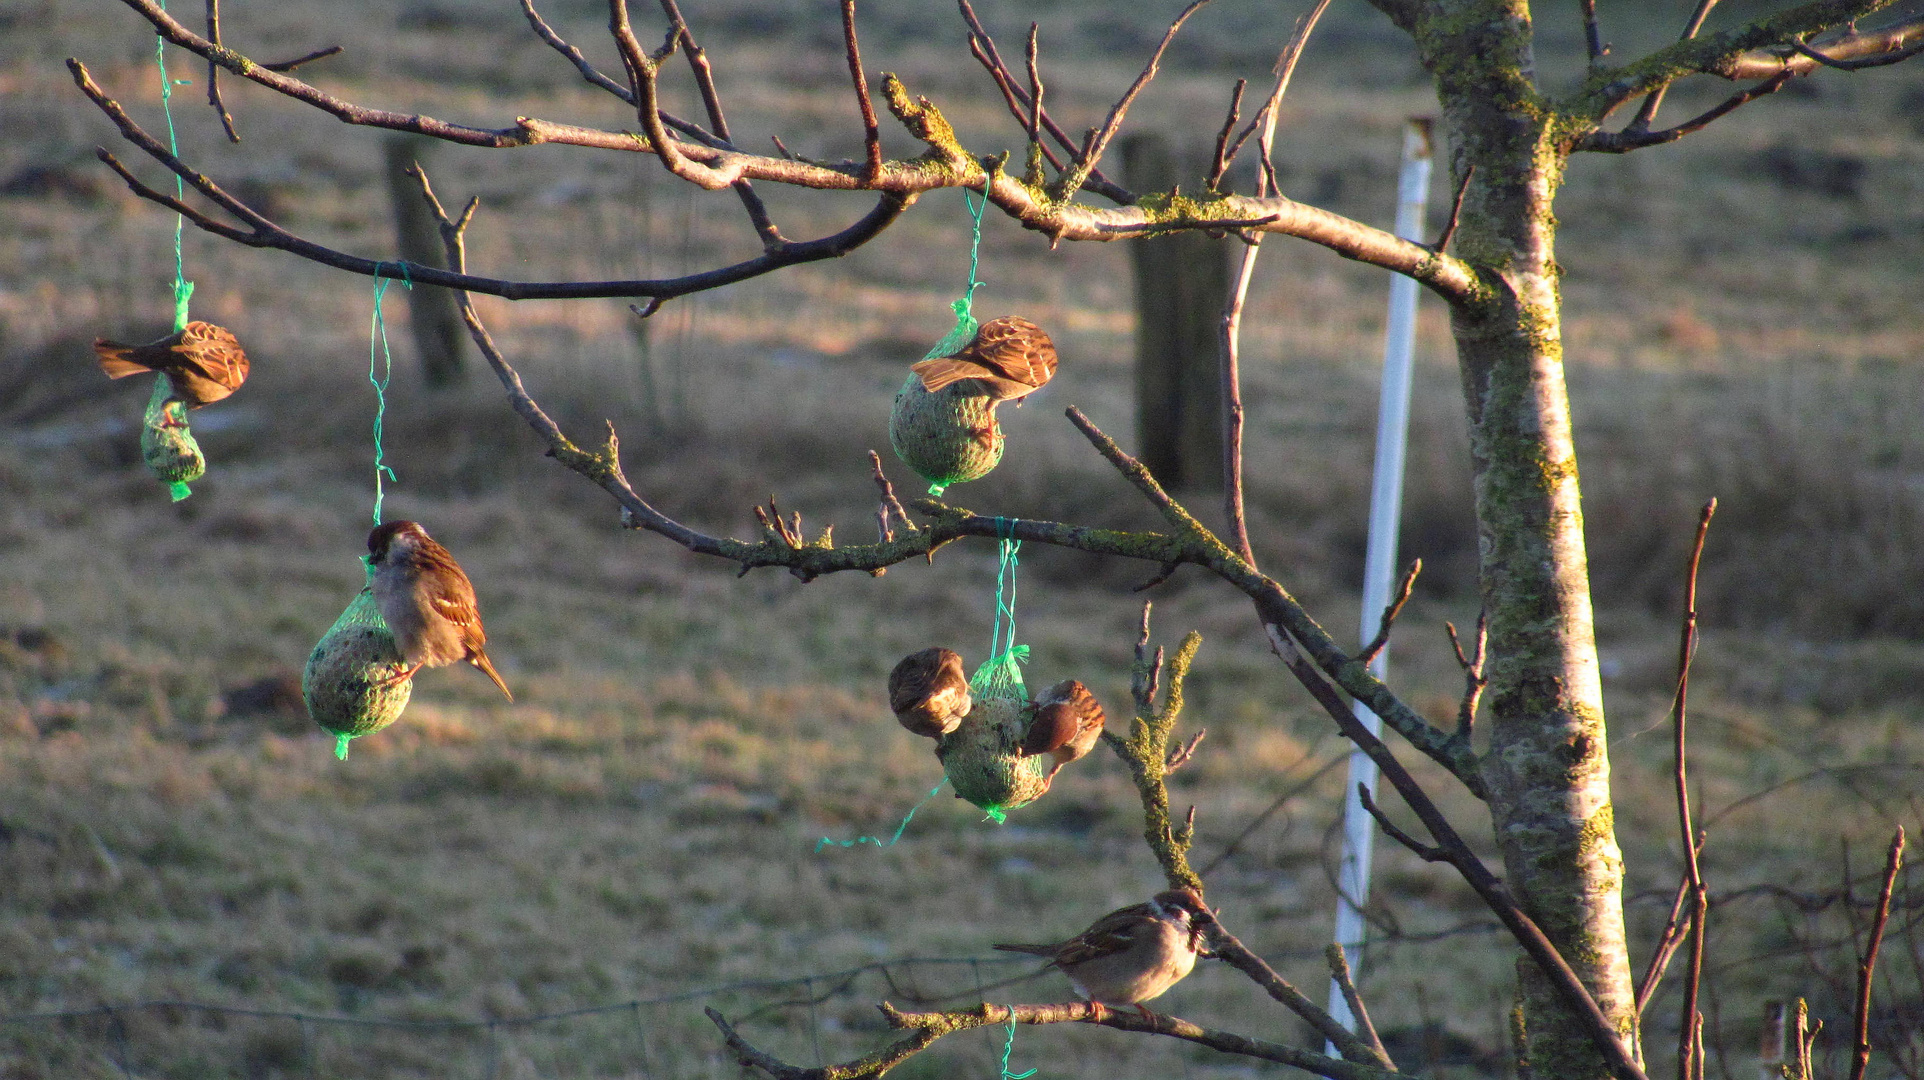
[3,1,1924,1077]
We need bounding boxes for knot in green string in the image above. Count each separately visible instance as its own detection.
[814,784,945,852]
[368,264,412,525]
[999,1006,1037,1079]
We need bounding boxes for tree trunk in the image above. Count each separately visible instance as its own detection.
[1431,20,1641,1077]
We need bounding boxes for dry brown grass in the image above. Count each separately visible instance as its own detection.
[2,1,1923,1076]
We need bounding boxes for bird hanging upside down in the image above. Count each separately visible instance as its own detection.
[909,316,1058,406]
[366,520,513,701]
[93,321,249,425]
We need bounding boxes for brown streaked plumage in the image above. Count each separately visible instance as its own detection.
[993,889,1210,1015]
[909,316,1058,404]
[366,520,512,701]
[94,321,249,423]
[888,647,971,739]
[1020,678,1106,779]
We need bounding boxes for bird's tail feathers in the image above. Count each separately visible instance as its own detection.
[93,341,152,379]
[991,943,1059,958]
[472,651,514,702]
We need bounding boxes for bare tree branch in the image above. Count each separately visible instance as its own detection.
[259,45,341,73]
[1050,0,1216,201]
[1326,943,1395,1068]
[840,0,883,184]
[1262,624,1648,1080]
[202,0,239,142]
[1670,499,1717,1080]
[956,0,1134,204]
[1357,558,1421,667]
[1850,829,1906,1080]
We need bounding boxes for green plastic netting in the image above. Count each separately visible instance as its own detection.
[933,536,1045,820]
[139,377,204,502]
[303,567,412,760]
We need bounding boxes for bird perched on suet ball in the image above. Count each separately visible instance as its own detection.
[94,321,249,422]
[367,520,512,701]
[909,316,1058,405]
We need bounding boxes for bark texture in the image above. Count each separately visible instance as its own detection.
[1417,0,1639,1073]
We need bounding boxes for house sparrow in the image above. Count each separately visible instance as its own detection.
[94,321,249,423]
[909,316,1058,405]
[888,647,971,738]
[1020,679,1106,779]
[994,889,1211,1015]
[366,520,512,701]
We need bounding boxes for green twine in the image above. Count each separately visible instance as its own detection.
[335,732,351,760]
[154,2,195,333]
[368,265,411,525]
[970,523,1028,704]
[920,189,989,365]
[813,783,945,852]
[999,1006,1037,1080]
[147,4,202,500]
[967,522,1028,825]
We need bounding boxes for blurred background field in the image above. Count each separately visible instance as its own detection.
[2,0,1923,1076]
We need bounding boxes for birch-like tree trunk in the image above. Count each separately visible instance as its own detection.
[1422,2,1639,1071]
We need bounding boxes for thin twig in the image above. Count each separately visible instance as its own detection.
[1198,753,1346,877]
[1218,0,1330,569]
[955,0,1132,202]
[259,45,341,72]
[1580,0,1608,64]
[1672,499,1716,1080]
[1636,875,1694,1015]
[1851,829,1907,1080]
[1432,164,1473,253]
[1132,562,1181,592]
[1585,71,1795,152]
[1357,558,1421,667]
[1023,24,1045,184]
[840,0,883,184]
[1263,623,1648,1080]
[1207,79,1246,193]
[1165,729,1208,773]
[1792,34,1924,69]
[1629,0,1724,131]
[1326,944,1394,1068]
[203,0,239,142]
[658,0,784,244]
[1049,0,1217,201]
[1443,613,1487,740]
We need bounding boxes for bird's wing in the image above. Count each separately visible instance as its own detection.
[176,323,250,387]
[424,570,488,652]
[963,317,1057,389]
[1020,703,1077,756]
[908,355,992,393]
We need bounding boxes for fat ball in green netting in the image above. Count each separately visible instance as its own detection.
[95,321,249,499]
[890,316,1058,495]
[902,652,1102,817]
[304,583,414,758]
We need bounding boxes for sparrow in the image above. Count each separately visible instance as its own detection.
[1020,679,1106,780]
[366,520,512,701]
[94,321,249,424]
[909,316,1058,406]
[994,888,1211,1016]
[888,647,971,739]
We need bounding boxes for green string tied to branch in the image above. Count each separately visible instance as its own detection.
[368,263,412,526]
[891,189,1001,497]
[143,4,203,501]
[999,1005,1038,1080]
[940,521,1045,823]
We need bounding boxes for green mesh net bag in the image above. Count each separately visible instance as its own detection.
[930,534,1047,821]
[935,653,1047,820]
[140,377,206,502]
[890,358,1005,497]
[304,568,412,760]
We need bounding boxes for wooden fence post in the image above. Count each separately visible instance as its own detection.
[383,135,467,387]
[1122,133,1229,491]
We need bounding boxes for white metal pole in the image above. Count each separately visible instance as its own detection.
[1327,117,1433,1042]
